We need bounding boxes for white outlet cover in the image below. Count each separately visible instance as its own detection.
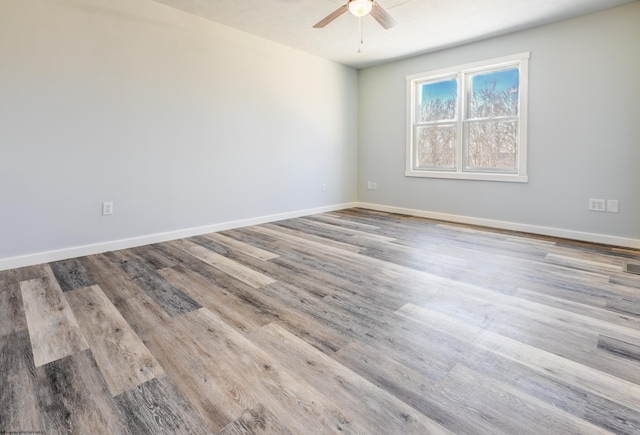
[102,202,114,216]
[607,199,619,213]
[588,199,606,212]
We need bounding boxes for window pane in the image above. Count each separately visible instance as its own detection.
[416,125,456,169]
[419,79,457,122]
[468,68,519,119]
[465,120,517,171]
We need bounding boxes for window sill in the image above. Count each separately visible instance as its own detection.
[405,170,528,183]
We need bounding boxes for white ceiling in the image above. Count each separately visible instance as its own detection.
[150,0,636,69]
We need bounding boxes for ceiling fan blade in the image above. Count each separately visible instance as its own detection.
[370,3,397,29]
[313,4,348,28]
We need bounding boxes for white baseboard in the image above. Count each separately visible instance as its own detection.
[356,202,640,250]
[0,202,358,272]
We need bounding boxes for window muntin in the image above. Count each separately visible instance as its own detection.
[406,53,529,182]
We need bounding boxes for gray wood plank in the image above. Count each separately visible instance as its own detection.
[0,330,43,434]
[0,269,27,336]
[113,255,202,317]
[50,257,96,292]
[598,335,640,363]
[114,376,211,434]
[35,349,128,434]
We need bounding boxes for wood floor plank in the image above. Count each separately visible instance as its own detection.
[396,303,640,415]
[459,340,640,433]
[114,376,211,434]
[0,330,43,434]
[307,212,383,231]
[254,223,363,254]
[435,363,612,435]
[20,271,89,367]
[35,349,128,434]
[597,335,640,363]
[157,265,270,333]
[250,322,452,434]
[50,257,96,292]
[65,285,164,396]
[202,232,279,261]
[217,405,295,435]
[177,239,276,289]
[110,253,202,317]
[513,287,640,331]
[388,273,640,383]
[0,269,27,336]
[129,304,240,431]
[298,216,397,242]
[184,308,421,434]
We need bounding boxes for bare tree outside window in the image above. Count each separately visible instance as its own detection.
[416,79,457,169]
[465,69,519,171]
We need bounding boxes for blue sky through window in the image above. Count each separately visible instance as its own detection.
[471,68,519,93]
[421,79,457,102]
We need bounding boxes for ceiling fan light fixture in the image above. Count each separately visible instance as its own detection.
[348,0,373,17]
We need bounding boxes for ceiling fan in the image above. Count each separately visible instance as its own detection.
[313,0,397,30]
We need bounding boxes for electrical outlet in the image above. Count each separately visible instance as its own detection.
[588,198,606,212]
[367,181,377,190]
[102,202,114,216]
[321,183,326,192]
[606,199,619,213]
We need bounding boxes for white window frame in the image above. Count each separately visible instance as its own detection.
[406,52,529,182]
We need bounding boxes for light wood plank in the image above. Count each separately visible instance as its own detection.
[298,216,397,242]
[182,308,403,434]
[177,239,276,289]
[158,265,270,333]
[436,363,612,435]
[65,284,164,396]
[203,232,279,261]
[250,322,453,435]
[396,303,640,414]
[20,272,89,367]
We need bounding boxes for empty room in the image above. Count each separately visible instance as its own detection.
[1,0,639,433]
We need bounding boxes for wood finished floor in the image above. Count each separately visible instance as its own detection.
[1,208,640,434]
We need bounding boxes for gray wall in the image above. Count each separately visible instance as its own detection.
[358,2,639,242]
[0,0,358,261]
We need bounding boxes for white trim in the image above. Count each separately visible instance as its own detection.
[0,202,358,271]
[404,171,528,183]
[356,202,640,249]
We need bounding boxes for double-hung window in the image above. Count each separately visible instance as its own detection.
[406,52,529,182]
